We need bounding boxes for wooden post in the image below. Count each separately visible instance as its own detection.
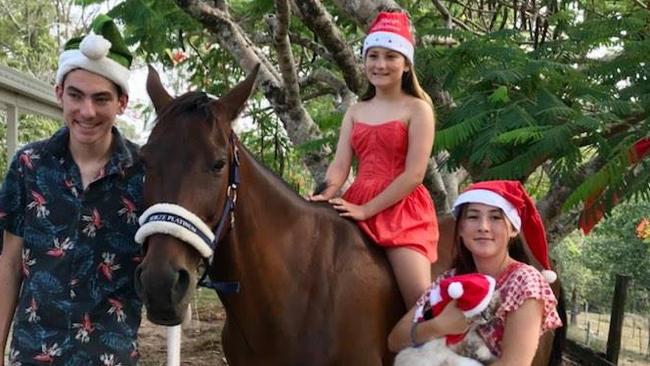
[570,286,578,325]
[639,326,643,353]
[606,274,630,364]
[6,104,18,162]
[586,321,591,346]
[646,316,650,357]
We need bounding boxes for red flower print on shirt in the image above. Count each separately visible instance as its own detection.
[117,197,138,224]
[33,342,61,363]
[98,252,121,281]
[19,149,39,170]
[46,237,73,258]
[72,313,96,343]
[25,297,40,323]
[26,191,49,218]
[100,353,123,366]
[21,249,36,277]
[108,298,127,322]
[82,208,103,237]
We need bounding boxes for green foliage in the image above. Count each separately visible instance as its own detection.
[555,200,650,312]
[239,99,315,194]
[418,1,649,218]
[0,113,61,177]
[0,0,60,80]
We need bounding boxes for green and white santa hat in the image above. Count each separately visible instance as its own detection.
[56,14,132,94]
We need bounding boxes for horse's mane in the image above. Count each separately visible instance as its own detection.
[156,91,215,124]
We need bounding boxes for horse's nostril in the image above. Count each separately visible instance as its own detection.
[171,269,191,304]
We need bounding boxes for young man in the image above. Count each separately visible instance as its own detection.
[0,15,144,365]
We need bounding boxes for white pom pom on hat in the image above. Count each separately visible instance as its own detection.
[79,32,112,60]
[447,282,464,299]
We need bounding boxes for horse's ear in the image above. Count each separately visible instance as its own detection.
[214,64,260,122]
[146,64,173,113]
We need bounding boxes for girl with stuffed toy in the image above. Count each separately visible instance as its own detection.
[389,180,563,365]
[309,9,438,309]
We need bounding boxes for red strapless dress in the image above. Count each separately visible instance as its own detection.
[342,121,438,261]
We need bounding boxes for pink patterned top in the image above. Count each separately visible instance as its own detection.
[420,262,563,357]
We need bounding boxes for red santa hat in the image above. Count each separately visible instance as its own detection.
[362,11,415,65]
[414,273,496,345]
[452,180,557,283]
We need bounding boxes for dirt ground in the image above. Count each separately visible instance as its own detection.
[138,288,228,365]
[137,289,582,365]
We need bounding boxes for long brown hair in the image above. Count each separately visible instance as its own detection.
[452,203,531,275]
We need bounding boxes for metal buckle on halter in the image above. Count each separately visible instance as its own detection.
[233,145,240,165]
[226,184,238,226]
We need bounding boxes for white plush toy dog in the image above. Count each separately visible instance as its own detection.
[394,273,499,366]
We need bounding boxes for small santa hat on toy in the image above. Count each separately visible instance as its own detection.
[452,180,557,283]
[363,11,415,65]
[414,273,496,345]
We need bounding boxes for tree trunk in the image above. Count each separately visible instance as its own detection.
[570,286,578,325]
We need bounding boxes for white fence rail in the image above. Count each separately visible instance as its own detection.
[0,64,61,161]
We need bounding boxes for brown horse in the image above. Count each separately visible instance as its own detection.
[134,65,564,365]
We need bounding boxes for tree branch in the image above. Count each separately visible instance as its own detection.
[176,0,330,181]
[272,0,301,109]
[252,32,336,65]
[429,0,481,34]
[330,0,400,27]
[292,0,366,94]
[431,0,453,28]
[303,68,356,112]
[576,111,648,147]
[540,155,607,246]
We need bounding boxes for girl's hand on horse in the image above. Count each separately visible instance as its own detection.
[329,198,369,220]
[307,193,330,202]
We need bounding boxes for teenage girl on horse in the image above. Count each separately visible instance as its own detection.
[309,10,438,308]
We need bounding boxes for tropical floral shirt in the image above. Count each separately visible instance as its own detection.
[0,127,144,366]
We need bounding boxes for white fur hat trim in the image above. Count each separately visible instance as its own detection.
[452,189,522,230]
[363,31,415,65]
[56,48,130,94]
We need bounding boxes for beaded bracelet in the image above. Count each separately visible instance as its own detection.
[410,321,424,348]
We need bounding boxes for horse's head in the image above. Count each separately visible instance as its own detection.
[135,65,259,325]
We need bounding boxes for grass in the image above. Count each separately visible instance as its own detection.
[567,312,650,366]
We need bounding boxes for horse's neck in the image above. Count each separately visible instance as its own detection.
[236,149,307,226]
[214,150,325,329]
[217,148,315,275]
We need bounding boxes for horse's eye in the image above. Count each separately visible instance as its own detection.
[212,160,226,172]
